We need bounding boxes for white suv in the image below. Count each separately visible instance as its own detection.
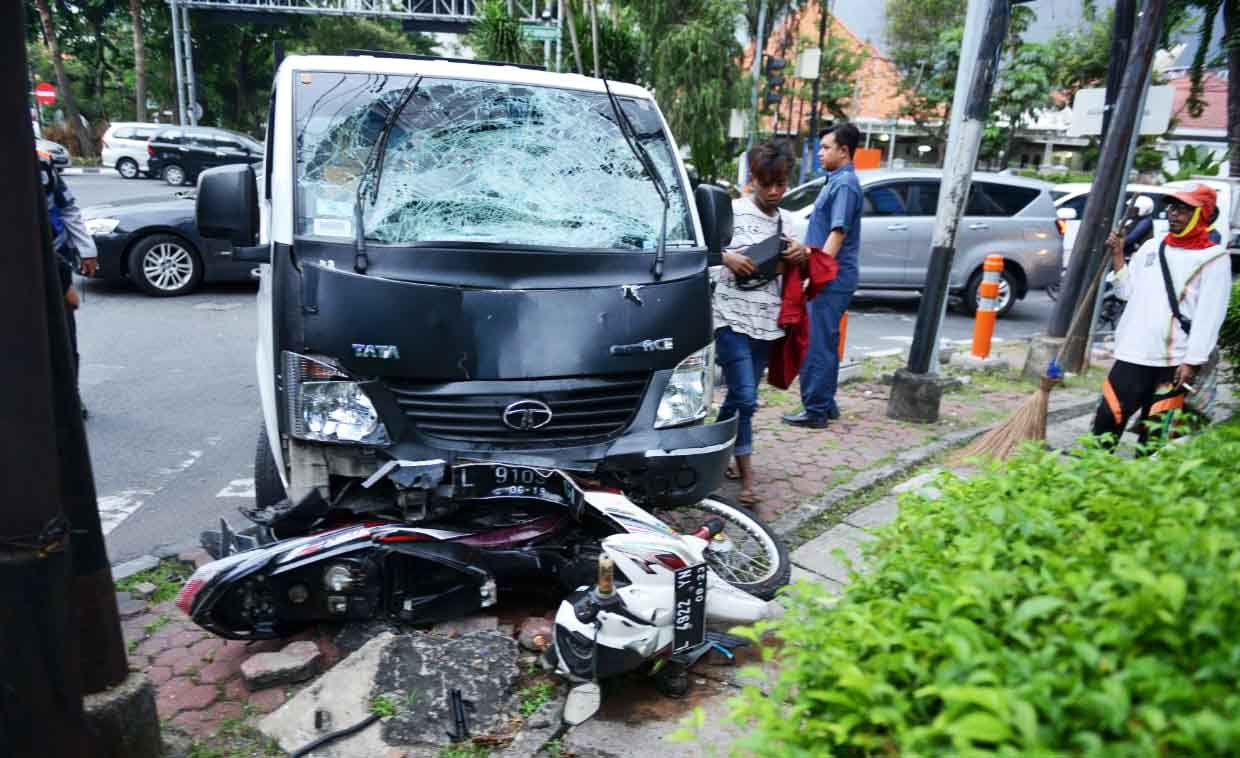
[101,122,162,179]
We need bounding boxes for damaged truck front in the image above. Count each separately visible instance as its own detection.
[196,54,736,525]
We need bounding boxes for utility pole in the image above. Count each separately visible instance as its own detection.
[169,0,186,125]
[1,6,86,754]
[565,0,585,73]
[807,0,832,172]
[2,5,160,756]
[1038,0,1166,373]
[742,0,770,187]
[589,0,601,77]
[888,0,1017,423]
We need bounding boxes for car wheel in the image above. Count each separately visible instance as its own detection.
[162,164,187,186]
[126,234,203,296]
[964,267,1017,317]
[116,158,139,180]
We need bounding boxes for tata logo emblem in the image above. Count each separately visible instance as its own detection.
[352,344,400,360]
[502,400,553,431]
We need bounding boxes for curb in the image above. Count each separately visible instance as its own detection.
[62,167,104,175]
[772,396,1100,544]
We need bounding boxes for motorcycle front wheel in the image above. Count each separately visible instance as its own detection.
[660,497,791,600]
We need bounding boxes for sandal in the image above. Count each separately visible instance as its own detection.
[737,490,762,505]
[724,465,741,480]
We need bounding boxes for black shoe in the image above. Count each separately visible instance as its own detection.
[826,406,841,421]
[80,402,89,420]
[781,410,828,429]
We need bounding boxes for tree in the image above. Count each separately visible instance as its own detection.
[1046,8,1113,103]
[885,0,965,158]
[561,3,645,83]
[32,0,95,156]
[1162,142,1225,179]
[623,0,747,180]
[467,0,535,65]
[985,44,1053,169]
[814,14,867,122]
[130,0,146,121]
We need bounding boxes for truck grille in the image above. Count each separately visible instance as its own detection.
[385,374,649,446]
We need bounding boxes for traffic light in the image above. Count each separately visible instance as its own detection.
[762,56,787,112]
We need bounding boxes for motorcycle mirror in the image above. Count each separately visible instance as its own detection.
[563,682,602,726]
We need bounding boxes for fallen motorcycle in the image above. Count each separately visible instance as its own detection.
[177,463,789,643]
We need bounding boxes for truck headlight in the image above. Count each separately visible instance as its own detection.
[285,351,389,445]
[85,217,120,235]
[655,343,715,428]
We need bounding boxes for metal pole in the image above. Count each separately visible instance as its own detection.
[0,6,88,755]
[169,0,186,126]
[743,0,769,187]
[564,0,584,73]
[807,0,832,174]
[555,0,563,72]
[1047,0,1167,370]
[181,4,198,126]
[904,0,1011,377]
[1100,0,1137,146]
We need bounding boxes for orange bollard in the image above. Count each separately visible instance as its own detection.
[970,255,1004,358]
[837,312,849,361]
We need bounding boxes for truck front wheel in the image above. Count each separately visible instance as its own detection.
[254,428,286,509]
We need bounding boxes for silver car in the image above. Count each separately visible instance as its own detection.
[781,169,1062,315]
[101,121,163,179]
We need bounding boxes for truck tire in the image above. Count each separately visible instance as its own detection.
[255,428,286,509]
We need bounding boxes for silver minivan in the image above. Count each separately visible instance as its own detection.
[101,121,163,179]
[782,169,1062,315]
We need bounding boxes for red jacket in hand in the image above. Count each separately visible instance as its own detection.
[767,250,839,389]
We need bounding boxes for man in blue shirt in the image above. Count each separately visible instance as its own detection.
[784,123,862,428]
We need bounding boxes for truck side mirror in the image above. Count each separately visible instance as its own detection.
[694,184,733,266]
[197,163,263,257]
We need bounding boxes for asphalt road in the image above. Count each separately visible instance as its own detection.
[68,170,185,208]
[65,173,1058,565]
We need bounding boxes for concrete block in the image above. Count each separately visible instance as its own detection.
[844,496,900,529]
[1022,334,1065,380]
[887,368,946,423]
[837,360,863,384]
[430,614,499,638]
[83,672,162,758]
[951,353,1009,372]
[241,640,322,691]
[791,524,875,585]
[112,555,159,582]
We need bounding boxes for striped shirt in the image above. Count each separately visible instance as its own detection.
[711,197,794,341]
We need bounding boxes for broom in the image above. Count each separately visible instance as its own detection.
[957,236,1115,461]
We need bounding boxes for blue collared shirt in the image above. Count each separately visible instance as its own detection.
[805,163,862,293]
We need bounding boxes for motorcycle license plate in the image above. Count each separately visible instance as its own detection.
[452,463,582,507]
[673,563,708,653]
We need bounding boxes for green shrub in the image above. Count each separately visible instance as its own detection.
[731,421,1240,755]
[1219,278,1240,387]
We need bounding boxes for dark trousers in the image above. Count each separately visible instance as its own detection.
[1091,360,1182,449]
[799,287,852,417]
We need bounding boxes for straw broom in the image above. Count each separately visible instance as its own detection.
[957,247,1113,461]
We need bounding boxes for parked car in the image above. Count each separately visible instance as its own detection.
[81,191,257,296]
[147,126,263,186]
[36,137,70,168]
[782,169,1061,315]
[101,121,163,179]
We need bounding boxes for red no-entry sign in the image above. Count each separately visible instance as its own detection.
[34,82,56,105]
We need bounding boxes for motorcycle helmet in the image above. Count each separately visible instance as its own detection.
[1134,195,1155,217]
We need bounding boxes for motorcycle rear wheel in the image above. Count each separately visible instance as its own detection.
[661,497,791,600]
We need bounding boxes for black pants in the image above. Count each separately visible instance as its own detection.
[1091,360,1183,449]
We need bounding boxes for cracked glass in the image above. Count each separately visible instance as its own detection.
[295,72,693,250]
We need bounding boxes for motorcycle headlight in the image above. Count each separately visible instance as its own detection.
[655,343,715,429]
[285,351,389,445]
[85,217,120,235]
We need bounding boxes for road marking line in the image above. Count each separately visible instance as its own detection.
[98,449,206,536]
[217,478,256,498]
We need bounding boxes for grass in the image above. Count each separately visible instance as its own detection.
[518,681,553,718]
[143,614,172,636]
[116,558,193,605]
[370,695,398,718]
[543,738,563,757]
[439,743,492,758]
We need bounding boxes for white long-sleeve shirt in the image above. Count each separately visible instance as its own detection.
[1112,238,1232,367]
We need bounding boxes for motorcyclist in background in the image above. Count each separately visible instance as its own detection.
[1120,195,1156,259]
[39,149,97,418]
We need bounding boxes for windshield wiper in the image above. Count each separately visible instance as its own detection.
[353,76,422,274]
[602,79,670,280]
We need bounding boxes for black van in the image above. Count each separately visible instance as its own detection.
[195,54,736,521]
[148,126,263,186]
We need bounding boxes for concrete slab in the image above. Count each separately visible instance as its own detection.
[790,524,874,585]
[891,470,942,495]
[112,554,159,581]
[561,676,745,758]
[844,496,900,529]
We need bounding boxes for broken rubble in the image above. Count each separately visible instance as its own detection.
[241,640,321,691]
[429,614,499,638]
[517,617,552,652]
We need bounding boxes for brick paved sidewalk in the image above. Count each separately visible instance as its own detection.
[113,348,1109,755]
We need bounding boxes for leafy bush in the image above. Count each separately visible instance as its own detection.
[731,422,1240,755]
[1219,278,1240,387]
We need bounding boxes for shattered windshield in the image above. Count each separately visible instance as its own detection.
[294,72,693,249]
